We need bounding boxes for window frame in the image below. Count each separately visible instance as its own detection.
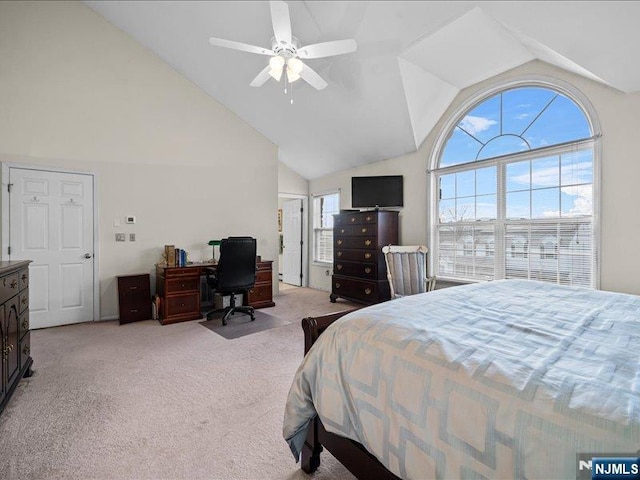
[312,191,340,265]
[428,76,601,288]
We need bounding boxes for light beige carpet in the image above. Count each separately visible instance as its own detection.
[0,288,360,480]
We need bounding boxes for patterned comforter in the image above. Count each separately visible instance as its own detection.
[283,279,640,479]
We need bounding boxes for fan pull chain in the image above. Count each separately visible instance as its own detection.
[291,84,294,105]
[284,70,287,94]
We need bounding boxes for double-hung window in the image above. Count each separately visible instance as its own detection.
[432,84,598,287]
[313,192,340,264]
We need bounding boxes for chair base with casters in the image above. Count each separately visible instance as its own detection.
[205,291,255,325]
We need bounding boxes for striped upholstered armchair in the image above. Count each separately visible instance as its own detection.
[382,245,436,298]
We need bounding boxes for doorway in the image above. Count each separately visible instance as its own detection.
[278,193,308,289]
[2,164,98,329]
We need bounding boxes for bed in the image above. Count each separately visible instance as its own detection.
[283,279,640,479]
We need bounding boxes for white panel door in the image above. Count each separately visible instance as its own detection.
[283,199,302,286]
[9,168,94,328]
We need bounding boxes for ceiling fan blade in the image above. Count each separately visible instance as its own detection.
[299,62,328,90]
[298,39,357,59]
[250,66,273,87]
[270,1,292,46]
[209,37,273,56]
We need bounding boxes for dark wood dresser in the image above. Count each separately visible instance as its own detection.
[117,273,152,324]
[0,260,32,415]
[330,210,399,305]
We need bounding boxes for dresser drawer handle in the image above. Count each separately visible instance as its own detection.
[337,251,343,257]
[336,264,342,270]
[10,280,17,289]
[361,228,367,233]
[364,288,372,295]
[364,253,372,259]
[366,216,372,221]
[130,309,139,313]
[21,318,29,330]
[21,296,27,305]
[364,267,372,274]
[337,240,343,245]
[23,344,30,356]
[129,286,138,290]
[340,228,345,234]
[335,283,341,289]
[350,217,356,223]
[364,240,372,246]
[22,274,28,282]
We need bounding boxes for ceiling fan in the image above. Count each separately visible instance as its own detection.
[208,0,357,92]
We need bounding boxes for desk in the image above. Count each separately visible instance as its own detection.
[155,260,274,325]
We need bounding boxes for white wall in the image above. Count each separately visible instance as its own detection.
[0,1,278,319]
[309,60,640,296]
[278,161,309,196]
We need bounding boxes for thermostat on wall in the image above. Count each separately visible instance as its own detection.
[125,216,136,224]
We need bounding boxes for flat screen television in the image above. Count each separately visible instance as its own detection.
[352,175,403,208]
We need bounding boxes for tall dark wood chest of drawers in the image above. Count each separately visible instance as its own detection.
[117,273,152,324]
[0,260,32,415]
[330,210,399,305]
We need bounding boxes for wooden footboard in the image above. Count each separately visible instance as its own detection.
[300,309,401,480]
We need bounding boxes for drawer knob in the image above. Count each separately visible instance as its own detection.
[364,240,372,246]
[350,217,356,223]
[21,318,29,330]
[10,280,17,289]
[337,240,343,245]
[366,216,372,221]
[130,309,139,313]
[22,274,27,282]
[129,286,138,290]
[21,296,27,304]
[340,229,345,234]
[335,283,341,289]
[361,228,367,233]
[364,267,371,274]
[364,253,372,259]
[23,344,30,356]
[337,252,343,257]
[364,288,372,295]
[336,264,342,270]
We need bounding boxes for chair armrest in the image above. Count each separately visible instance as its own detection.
[426,276,436,292]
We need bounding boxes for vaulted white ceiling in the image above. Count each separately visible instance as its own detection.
[85,1,640,179]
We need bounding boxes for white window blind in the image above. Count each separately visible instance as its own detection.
[313,192,339,263]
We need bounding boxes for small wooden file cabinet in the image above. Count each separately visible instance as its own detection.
[117,273,152,324]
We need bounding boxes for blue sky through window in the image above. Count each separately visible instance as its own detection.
[439,87,592,223]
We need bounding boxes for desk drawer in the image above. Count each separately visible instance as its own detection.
[247,284,272,306]
[256,270,271,283]
[164,268,200,278]
[167,277,199,293]
[166,293,199,317]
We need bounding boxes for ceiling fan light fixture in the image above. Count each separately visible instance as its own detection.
[269,67,283,81]
[287,57,304,74]
[286,66,300,83]
[269,55,285,70]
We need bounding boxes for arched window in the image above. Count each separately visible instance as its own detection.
[431,82,598,287]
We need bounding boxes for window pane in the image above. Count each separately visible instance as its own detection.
[437,226,456,277]
[531,155,559,189]
[456,170,475,198]
[506,190,530,219]
[462,95,501,144]
[477,135,529,160]
[440,128,481,167]
[502,87,558,135]
[506,161,530,192]
[561,149,593,186]
[561,185,592,217]
[532,187,560,219]
[476,194,497,221]
[439,199,456,223]
[440,174,455,199]
[476,166,497,195]
[456,199,475,222]
[523,95,592,148]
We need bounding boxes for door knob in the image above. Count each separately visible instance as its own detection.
[84,253,93,259]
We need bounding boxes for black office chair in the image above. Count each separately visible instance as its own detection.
[205,237,257,325]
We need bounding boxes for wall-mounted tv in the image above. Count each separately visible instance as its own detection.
[352,175,404,209]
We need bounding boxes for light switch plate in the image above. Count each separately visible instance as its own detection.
[129,233,136,242]
[126,216,136,224]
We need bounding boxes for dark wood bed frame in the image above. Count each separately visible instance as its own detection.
[301,310,402,480]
